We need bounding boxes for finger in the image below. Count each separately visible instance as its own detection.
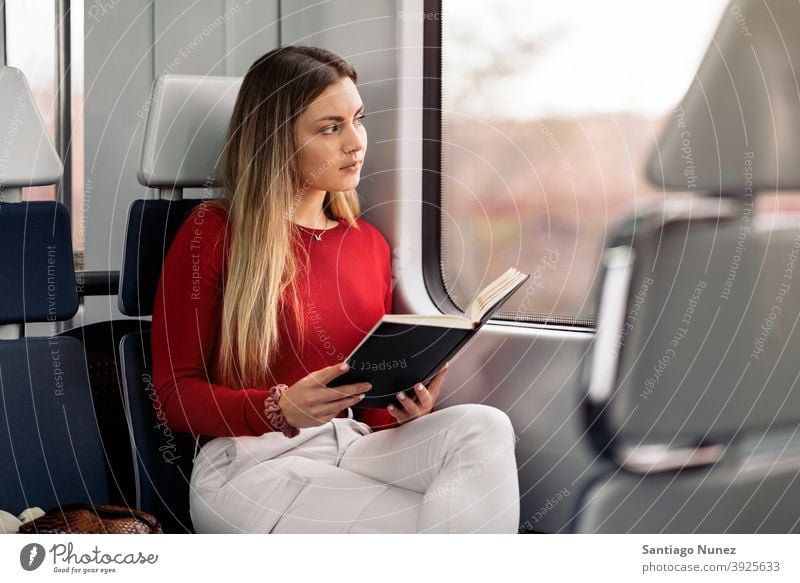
[386,403,402,420]
[418,364,447,389]
[412,383,434,410]
[323,391,368,417]
[426,379,442,403]
[428,365,448,391]
[386,401,412,424]
[323,381,372,402]
[395,389,421,417]
[434,363,449,381]
[309,361,353,386]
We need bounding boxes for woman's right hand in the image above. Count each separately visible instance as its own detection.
[276,362,372,430]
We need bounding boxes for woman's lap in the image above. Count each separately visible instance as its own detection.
[189,416,423,533]
[189,403,519,533]
[190,452,423,533]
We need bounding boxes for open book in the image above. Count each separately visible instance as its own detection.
[327,267,530,408]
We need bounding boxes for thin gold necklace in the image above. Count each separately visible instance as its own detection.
[294,218,336,241]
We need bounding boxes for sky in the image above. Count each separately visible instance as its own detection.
[444,0,729,120]
[5,0,84,94]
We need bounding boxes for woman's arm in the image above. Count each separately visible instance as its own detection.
[150,207,277,437]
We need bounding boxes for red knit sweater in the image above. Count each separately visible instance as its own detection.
[150,201,400,437]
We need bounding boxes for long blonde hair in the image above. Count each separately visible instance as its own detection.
[206,46,362,389]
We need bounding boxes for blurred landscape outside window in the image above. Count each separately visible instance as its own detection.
[441,0,728,324]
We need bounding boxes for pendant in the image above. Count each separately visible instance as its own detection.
[313,233,322,241]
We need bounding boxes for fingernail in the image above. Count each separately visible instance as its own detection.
[359,393,365,400]
[415,383,424,392]
[397,392,406,400]
[363,383,372,389]
[340,363,349,371]
[387,405,394,410]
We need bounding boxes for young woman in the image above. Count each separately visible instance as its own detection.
[151,45,520,533]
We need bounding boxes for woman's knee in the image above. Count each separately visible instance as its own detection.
[443,403,516,442]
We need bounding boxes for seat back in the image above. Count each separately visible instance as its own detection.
[584,200,800,454]
[118,199,204,317]
[118,74,241,532]
[0,201,78,323]
[119,74,242,317]
[120,331,195,533]
[0,66,112,516]
[0,336,111,514]
[575,201,800,533]
[575,0,800,532]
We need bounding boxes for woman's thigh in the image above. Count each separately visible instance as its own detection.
[191,453,423,533]
[267,456,423,533]
[189,419,423,533]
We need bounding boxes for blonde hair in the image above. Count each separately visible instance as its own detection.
[206,46,362,389]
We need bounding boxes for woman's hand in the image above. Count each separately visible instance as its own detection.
[276,362,372,430]
[387,362,449,425]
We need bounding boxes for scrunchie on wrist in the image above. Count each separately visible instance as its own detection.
[264,383,300,438]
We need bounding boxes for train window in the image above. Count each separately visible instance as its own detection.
[435,0,727,325]
[5,0,57,202]
[5,0,85,267]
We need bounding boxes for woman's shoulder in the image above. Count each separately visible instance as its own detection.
[177,200,231,242]
[169,200,230,268]
[351,216,389,244]
[350,216,391,260]
[187,200,230,225]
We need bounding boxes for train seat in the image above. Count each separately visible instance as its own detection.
[0,66,121,523]
[573,1,800,533]
[118,74,242,533]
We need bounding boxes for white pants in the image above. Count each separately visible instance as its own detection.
[189,403,520,533]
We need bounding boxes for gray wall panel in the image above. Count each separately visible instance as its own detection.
[82,0,154,322]
[154,1,228,76]
[81,0,279,325]
[225,0,280,75]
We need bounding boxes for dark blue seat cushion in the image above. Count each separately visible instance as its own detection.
[0,201,78,323]
[0,336,110,514]
[118,199,204,317]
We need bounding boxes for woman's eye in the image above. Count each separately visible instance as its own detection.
[321,114,366,135]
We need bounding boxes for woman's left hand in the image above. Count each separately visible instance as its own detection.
[387,362,449,425]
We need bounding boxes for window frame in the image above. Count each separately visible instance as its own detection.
[422,0,596,330]
[0,2,6,65]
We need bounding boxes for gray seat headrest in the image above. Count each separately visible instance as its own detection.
[138,74,242,189]
[646,0,800,194]
[0,67,63,190]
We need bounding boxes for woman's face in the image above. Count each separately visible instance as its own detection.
[293,77,367,194]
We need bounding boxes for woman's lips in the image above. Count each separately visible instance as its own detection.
[340,161,362,172]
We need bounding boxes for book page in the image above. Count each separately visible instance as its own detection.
[466,267,528,321]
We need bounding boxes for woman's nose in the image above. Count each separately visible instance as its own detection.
[343,122,366,152]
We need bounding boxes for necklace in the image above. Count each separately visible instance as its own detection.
[293,219,337,241]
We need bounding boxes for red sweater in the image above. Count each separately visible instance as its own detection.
[151,202,400,437]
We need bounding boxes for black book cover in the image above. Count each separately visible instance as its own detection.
[327,271,530,409]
